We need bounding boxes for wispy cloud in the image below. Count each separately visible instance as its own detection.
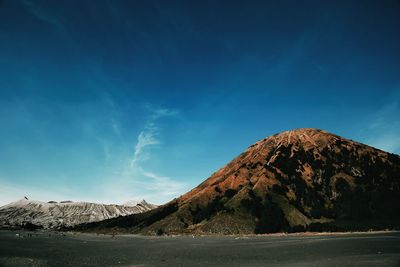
[131,129,160,166]
[111,119,121,136]
[367,134,400,154]
[127,107,186,202]
[21,0,64,30]
[131,107,178,166]
[137,167,185,197]
[97,106,185,205]
[364,96,400,154]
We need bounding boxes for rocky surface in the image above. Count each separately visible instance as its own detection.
[0,199,156,229]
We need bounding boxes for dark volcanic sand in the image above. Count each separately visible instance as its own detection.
[0,230,399,267]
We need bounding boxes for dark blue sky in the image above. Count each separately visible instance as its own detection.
[0,0,399,204]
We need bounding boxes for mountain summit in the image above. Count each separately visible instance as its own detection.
[78,128,400,235]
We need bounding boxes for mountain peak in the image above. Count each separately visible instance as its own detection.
[253,128,341,150]
[76,129,400,235]
[124,199,149,207]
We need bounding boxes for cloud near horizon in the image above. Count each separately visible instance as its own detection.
[364,97,400,154]
[0,104,187,206]
[126,107,186,203]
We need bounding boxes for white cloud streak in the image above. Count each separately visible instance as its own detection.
[130,107,178,166]
[126,107,186,203]
[131,130,160,166]
[364,97,400,154]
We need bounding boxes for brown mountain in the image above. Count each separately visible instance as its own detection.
[77,128,400,235]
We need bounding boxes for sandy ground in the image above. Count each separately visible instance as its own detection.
[0,230,399,266]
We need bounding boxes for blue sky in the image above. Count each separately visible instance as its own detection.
[0,0,399,205]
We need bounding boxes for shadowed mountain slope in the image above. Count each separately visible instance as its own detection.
[76,128,400,235]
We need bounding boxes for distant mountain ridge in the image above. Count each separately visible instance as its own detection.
[124,199,157,209]
[76,128,400,235]
[0,199,157,229]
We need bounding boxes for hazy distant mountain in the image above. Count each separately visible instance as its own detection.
[0,199,156,229]
[76,128,400,235]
